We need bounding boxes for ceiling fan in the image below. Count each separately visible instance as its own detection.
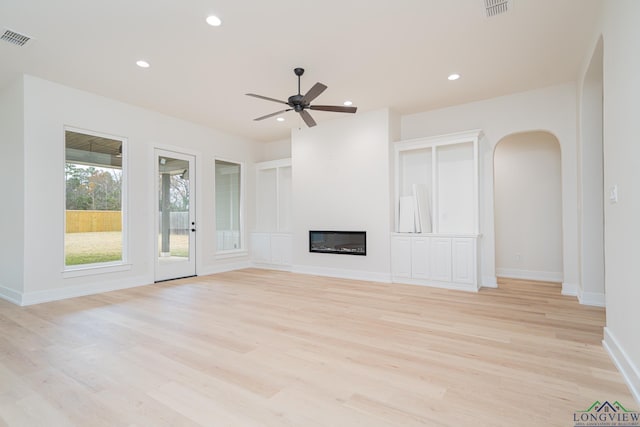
[246,67,357,127]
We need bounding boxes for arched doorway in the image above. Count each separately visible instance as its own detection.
[493,131,563,285]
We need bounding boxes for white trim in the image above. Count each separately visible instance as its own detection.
[215,250,249,260]
[198,260,252,276]
[603,327,640,407]
[21,274,152,306]
[482,275,498,288]
[392,276,479,292]
[577,288,606,307]
[0,285,23,305]
[561,282,578,296]
[255,158,291,170]
[251,263,292,272]
[62,263,132,278]
[496,268,563,282]
[292,265,392,284]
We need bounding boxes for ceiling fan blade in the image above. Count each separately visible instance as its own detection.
[253,109,292,121]
[301,83,327,104]
[310,105,358,113]
[299,110,317,127]
[246,93,288,105]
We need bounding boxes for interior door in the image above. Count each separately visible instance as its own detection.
[155,149,196,281]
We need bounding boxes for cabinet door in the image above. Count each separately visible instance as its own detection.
[411,237,430,279]
[251,233,271,264]
[430,237,452,282]
[271,234,292,266]
[391,236,412,278]
[452,238,476,284]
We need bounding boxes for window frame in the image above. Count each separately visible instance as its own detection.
[214,157,246,256]
[62,126,129,273]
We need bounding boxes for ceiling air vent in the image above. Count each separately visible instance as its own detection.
[484,0,511,17]
[1,29,31,47]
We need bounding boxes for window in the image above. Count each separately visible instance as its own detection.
[215,159,243,252]
[64,129,126,267]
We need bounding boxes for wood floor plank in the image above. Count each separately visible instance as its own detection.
[0,269,635,426]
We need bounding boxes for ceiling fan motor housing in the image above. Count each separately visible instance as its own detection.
[288,94,306,111]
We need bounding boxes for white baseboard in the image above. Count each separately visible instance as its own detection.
[198,260,252,276]
[392,276,478,293]
[578,288,606,307]
[292,265,391,284]
[496,268,563,282]
[0,284,23,305]
[21,274,153,306]
[482,276,498,288]
[251,262,292,272]
[603,327,640,407]
[562,282,578,296]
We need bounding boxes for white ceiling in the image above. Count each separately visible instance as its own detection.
[0,0,601,142]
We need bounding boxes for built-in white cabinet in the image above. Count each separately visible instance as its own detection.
[255,158,292,233]
[391,130,482,291]
[252,158,293,269]
[391,236,412,278]
[251,232,292,268]
[391,234,478,291]
[452,238,475,284]
[430,237,453,282]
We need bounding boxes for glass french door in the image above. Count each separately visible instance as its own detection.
[155,149,196,281]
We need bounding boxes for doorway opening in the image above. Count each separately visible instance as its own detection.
[155,149,196,282]
[493,131,563,285]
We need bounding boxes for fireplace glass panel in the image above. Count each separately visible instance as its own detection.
[309,231,366,256]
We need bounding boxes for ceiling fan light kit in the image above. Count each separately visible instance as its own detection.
[246,67,357,128]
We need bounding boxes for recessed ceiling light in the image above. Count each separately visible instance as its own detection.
[136,60,150,68]
[206,15,222,26]
[276,117,285,122]
[343,100,353,106]
[448,73,461,81]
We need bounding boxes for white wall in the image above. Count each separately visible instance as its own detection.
[578,37,605,306]
[402,83,578,291]
[494,132,563,281]
[0,76,25,303]
[259,138,291,162]
[595,0,640,404]
[291,109,398,282]
[17,75,261,304]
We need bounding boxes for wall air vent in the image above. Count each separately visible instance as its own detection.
[1,29,31,46]
[484,0,511,17]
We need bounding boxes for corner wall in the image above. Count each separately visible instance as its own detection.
[0,77,25,304]
[597,0,640,405]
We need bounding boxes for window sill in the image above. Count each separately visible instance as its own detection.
[215,250,248,260]
[62,262,132,278]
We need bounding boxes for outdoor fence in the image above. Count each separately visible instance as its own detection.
[66,210,192,233]
[66,210,122,233]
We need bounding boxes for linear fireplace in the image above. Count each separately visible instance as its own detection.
[309,230,366,256]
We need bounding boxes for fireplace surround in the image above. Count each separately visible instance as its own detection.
[309,230,366,256]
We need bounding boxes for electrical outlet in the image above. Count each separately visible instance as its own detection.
[515,253,521,261]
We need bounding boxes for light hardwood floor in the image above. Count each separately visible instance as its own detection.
[0,270,635,426]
